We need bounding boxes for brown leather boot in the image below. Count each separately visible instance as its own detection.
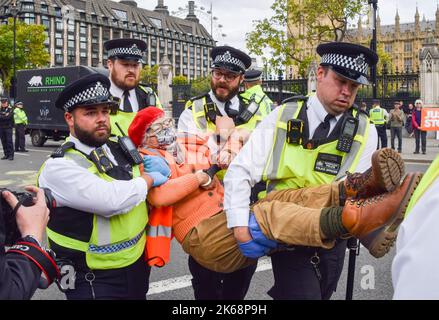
[343,148,405,200]
[342,172,423,258]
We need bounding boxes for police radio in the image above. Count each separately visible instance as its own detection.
[115,122,144,165]
[286,119,304,145]
[238,100,260,124]
[90,147,114,173]
[336,116,359,153]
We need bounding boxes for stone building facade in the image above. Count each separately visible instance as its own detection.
[0,0,215,80]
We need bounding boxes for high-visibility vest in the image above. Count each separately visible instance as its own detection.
[13,108,28,125]
[262,100,370,194]
[110,85,162,136]
[405,155,439,218]
[186,94,271,180]
[241,84,274,110]
[369,107,386,125]
[38,140,148,270]
[139,147,173,268]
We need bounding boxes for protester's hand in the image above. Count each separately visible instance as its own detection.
[143,155,171,177]
[215,116,235,141]
[1,186,49,244]
[148,171,169,187]
[248,213,278,249]
[217,149,237,169]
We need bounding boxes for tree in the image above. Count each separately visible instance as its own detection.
[139,65,159,85]
[0,18,50,91]
[190,76,211,97]
[172,75,189,85]
[246,0,368,76]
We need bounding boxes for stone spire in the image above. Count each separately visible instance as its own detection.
[395,9,400,37]
[415,5,420,35]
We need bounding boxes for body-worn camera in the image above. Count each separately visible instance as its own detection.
[0,188,55,246]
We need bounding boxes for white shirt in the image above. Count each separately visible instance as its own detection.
[38,135,148,217]
[177,91,240,155]
[224,95,378,228]
[110,79,139,112]
[392,177,439,299]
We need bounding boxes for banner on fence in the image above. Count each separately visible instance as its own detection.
[421,107,439,131]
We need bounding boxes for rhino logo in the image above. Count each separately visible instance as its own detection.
[28,76,43,87]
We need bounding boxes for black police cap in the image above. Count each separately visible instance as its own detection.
[317,42,379,85]
[244,69,262,82]
[55,73,116,112]
[211,46,251,74]
[104,38,147,63]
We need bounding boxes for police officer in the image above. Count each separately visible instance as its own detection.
[178,46,273,300]
[392,154,439,299]
[369,99,389,149]
[14,101,28,152]
[38,74,169,300]
[0,97,14,160]
[104,38,162,136]
[1,186,58,299]
[242,69,274,111]
[225,42,379,300]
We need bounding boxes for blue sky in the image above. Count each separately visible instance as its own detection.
[138,0,437,51]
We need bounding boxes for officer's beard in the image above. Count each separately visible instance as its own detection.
[211,81,240,103]
[74,123,110,147]
[110,72,139,92]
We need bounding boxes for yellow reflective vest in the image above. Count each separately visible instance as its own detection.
[38,140,148,270]
[369,107,386,125]
[262,100,370,194]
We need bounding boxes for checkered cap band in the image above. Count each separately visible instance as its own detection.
[321,53,369,75]
[88,231,144,254]
[212,50,246,72]
[63,81,110,111]
[108,44,143,58]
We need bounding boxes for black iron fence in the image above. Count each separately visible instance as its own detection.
[356,67,420,111]
[261,77,308,104]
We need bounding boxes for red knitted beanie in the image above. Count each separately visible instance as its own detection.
[128,107,164,147]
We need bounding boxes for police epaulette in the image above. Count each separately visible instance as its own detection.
[189,93,209,102]
[51,141,75,158]
[281,95,307,105]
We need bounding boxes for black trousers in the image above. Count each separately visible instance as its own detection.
[267,239,347,300]
[14,124,26,151]
[375,125,388,149]
[414,128,427,153]
[65,255,151,300]
[188,255,257,300]
[390,127,402,152]
[0,127,14,158]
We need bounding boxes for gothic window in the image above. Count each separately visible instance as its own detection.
[425,52,433,73]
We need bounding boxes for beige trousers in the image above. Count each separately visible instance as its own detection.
[182,182,341,273]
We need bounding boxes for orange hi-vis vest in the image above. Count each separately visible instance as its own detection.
[139,147,175,267]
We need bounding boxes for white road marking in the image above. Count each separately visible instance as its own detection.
[147,258,273,296]
[146,247,366,296]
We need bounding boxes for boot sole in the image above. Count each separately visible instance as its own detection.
[361,172,423,258]
[373,148,405,193]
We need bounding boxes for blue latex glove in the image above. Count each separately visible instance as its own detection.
[148,171,168,187]
[248,213,278,249]
[143,155,171,177]
[238,239,271,259]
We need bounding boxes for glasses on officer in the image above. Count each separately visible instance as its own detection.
[211,69,241,82]
[147,118,175,135]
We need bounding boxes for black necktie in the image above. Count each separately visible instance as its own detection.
[312,114,335,140]
[123,90,132,112]
[224,100,238,118]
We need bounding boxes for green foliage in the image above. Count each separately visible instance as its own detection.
[0,18,50,90]
[140,65,159,85]
[172,75,189,85]
[246,0,368,77]
[190,76,211,96]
